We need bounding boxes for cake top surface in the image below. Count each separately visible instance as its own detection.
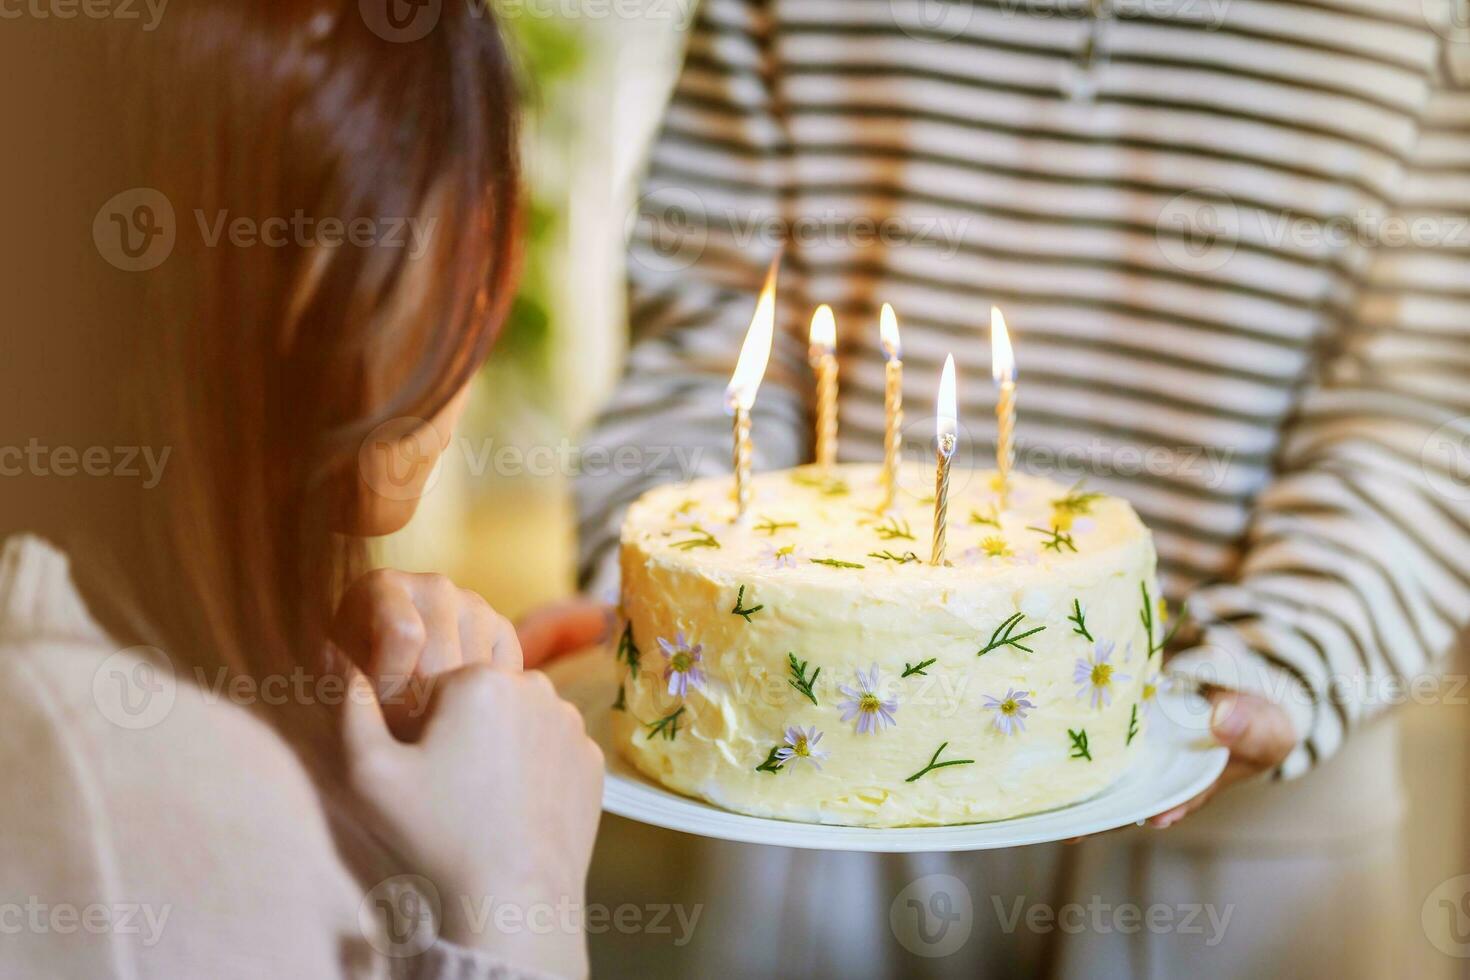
[622,463,1151,592]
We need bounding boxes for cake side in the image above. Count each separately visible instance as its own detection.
[611,463,1164,827]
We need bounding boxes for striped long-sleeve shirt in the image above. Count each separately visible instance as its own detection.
[574,0,1470,777]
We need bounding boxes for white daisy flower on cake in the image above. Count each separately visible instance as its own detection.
[982,688,1036,736]
[837,664,899,735]
[657,631,706,697]
[760,542,802,569]
[774,725,828,770]
[1074,640,1130,710]
[1139,670,1170,718]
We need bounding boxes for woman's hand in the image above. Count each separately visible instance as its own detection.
[344,664,603,978]
[1148,689,1295,827]
[516,597,615,670]
[331,569,523,738]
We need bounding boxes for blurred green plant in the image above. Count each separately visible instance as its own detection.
[490,5,585,411]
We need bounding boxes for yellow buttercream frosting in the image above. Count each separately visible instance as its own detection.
[612,463,1161,827]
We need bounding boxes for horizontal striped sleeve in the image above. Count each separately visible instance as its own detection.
[573,0,808,594]
[1170,73,1470,778]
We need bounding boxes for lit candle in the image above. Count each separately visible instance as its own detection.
[879,303,903,509]
[991,306,1017,509]
[724,258,779,520]
[808,304,838,472]
[931,354,958,566]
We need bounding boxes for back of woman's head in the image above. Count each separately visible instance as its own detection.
[3,2,520,685]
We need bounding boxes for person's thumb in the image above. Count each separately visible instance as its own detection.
[338,656,396,762]
[1209,691,1294,770]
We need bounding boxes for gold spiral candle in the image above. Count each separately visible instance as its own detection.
[931,354,958,566]
[809,305,839,471]
[991,307,1017,511]
[880,303,903,509]
[996,379,1015,510]
[931,435,956,566]
[725,257,780,522]
[732,406,753,519]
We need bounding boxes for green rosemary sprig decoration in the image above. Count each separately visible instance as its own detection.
[754,516,798,535]
[977,612,1046,657]
[615,622,641,679]
[874,515,915,541]
[1027,525,1078,553]
[1139,582,1183,658]
[1068,728,1092,761]
[672,525,721,551]
[730,585,764,622]
[868,550,920,564]
[646,707,686,741]
[810,557,865,569]
[787,653,821,706]
[902,658,937,677]
[611,684,626,712]
[905,742,976,782]
[969,507,1000,528]
[1127,704,1140,746]
[1068,599,1094,642]
[1052,480,1104,517]
[755,746,786,774]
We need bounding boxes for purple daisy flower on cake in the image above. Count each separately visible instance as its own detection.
[774,725,828,770]
[837,664,899,734]
[1074,640,1129,710]
[982,688,1036,735]
[657,631,706,697]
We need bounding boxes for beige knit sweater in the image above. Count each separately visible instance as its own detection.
[0,535,554,980]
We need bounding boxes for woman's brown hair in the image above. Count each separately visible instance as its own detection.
[2,0,519,855]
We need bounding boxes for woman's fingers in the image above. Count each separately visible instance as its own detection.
[413,576,466,677]
[458,589,523,671]
[1147,690,1296,828]
[339,663,398,769]
[332,568,530,741]
[331,568,427,692]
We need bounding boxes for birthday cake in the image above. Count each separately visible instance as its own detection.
[609,462,1165,827]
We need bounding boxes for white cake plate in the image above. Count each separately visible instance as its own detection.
[545,650,1228,853]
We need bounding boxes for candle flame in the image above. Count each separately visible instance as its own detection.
[880,303,901,360]
[725,257,779,412]
[990,306,1016,384]
[809,304,836,352]
[936,353,957,452]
